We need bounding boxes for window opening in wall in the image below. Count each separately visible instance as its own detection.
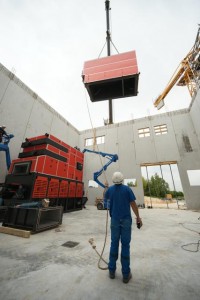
[85,136,105,147]
[187,170,200,186]
[124,178,137,187]
[88,180,98,188]
[96,136,105,145]
[141,162,184,209]
[154,124,168,135]
[85,138,93,147]
[138,127,150,138]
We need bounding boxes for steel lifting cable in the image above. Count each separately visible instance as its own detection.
[97,4,120,59]
[84,89,109,270]
[83,13,121,266]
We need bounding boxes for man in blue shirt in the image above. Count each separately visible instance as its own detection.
[105,171,142,283]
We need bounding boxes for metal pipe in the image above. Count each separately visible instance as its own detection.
[105,0,113,124]
[169,164,179,209]
[160,165,168,209]
[146,166,153,208]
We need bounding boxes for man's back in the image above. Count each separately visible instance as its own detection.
[105,184,136,219]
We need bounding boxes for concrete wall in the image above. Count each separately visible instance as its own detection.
[0,64,80,182]
[80,108,200,210]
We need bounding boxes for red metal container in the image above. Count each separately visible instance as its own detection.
[82,50,139,101]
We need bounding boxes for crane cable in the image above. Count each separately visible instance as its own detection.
[83,9,120,268]
[84,88,109,270]
[88,206,109,270]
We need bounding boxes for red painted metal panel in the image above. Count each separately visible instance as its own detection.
[70,147,77,154]
[69,153,76,165]
[68,165,75,179]
[61,141,70,150]
[34,156,59,176]
[42,157,58,176]
[47,178,59,198]
[75,156,83,181]
[35,156,46,173]
[59,150,69,159]
[23,144,60,155]
[83,51,138,83]
[68,181,76,197]
[82,50,139,102]
[9,157,37,174]
[25,135,47,142]
[76,182,83,198]
[32,176,48,198]
[74,170,83,182]
[76,151,84,159]
[23,134,69,154]
[48,134,63,146]
[57,161,68,178]
[59,180,69,198]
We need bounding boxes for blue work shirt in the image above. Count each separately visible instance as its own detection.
[105,184,136,220]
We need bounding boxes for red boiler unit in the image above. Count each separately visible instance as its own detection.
[2,133,84,213]
[82,50,139,102]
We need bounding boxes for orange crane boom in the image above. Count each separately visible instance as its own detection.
[154,26,200,109]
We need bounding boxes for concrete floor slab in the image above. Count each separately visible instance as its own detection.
[0,206,200,300]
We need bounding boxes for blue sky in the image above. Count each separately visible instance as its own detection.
[0,0,199,130]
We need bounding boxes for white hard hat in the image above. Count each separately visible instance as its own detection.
[2,125,6,128]
[112,172,124,184]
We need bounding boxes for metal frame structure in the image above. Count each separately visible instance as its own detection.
[83,148,118,188]
[154,26,200,109]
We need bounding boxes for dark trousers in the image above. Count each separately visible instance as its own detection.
[109,218,132,277]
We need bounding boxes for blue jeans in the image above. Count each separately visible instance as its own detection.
[109,218,132,277]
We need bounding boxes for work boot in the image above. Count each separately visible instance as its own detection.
[109,271,115,279]
[123,273,132,283]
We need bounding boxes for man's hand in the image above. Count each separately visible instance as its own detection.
[130,202,143,229]
[136,217,143,229]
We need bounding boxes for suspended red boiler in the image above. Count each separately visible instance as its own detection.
[82,50,139,102]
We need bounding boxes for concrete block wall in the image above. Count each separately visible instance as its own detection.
[0,63,80,182]
[80,108,200,210]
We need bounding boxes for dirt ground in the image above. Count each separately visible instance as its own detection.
[144,196,186,209]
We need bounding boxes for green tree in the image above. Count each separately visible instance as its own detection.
[142,177,149,196]
[142,173,169,198]
[150,173,169,197]
[142,174,184,198]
